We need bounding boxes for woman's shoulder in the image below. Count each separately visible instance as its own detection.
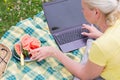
[93,24,120,53]
[96,19,120,44]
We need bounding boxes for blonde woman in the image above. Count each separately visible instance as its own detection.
[30,0,120,80]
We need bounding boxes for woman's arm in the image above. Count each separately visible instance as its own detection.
[30,46,104,79]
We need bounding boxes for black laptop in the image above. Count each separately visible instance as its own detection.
[42,0,89,52]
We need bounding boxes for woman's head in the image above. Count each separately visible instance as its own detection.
[82,0,120,26]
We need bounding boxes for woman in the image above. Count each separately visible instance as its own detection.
[30,0,120,80]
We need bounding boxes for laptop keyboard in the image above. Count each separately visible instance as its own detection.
[54,27,87,45]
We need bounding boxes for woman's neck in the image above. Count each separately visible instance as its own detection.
[98,23,108,33]
[96,14,108,33]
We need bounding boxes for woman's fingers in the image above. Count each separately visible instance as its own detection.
[81,24,91,37]
[81,24,103,39]
[81,32,90,36]
[82,24,92,31]
[31,52,42,60]
[37,56,46,62]
[30,48,40,53]
[29,46,58,61]
[31,52,46,62]
[29,48,41,57]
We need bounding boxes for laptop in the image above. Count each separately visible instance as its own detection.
[42,0,89,52]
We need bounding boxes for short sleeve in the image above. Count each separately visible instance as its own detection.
[89,42,107,66]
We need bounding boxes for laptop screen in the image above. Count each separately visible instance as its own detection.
[43,0,88,33]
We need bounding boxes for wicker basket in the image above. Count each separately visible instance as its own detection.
[0,43,12,78]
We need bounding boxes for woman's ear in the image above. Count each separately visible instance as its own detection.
[93,8,101,19]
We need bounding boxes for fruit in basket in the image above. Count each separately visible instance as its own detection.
[14,34,41,58]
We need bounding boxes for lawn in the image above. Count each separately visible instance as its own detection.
[0,0,50,38]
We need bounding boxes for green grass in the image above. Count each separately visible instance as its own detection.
[0,0,48,38]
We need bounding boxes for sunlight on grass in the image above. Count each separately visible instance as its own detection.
[0,0,51,38]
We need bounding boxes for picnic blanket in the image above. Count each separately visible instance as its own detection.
[0,11,83,80]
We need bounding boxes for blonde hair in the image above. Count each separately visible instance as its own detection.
[84,0,120,26]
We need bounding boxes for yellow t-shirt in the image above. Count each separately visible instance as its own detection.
[89,20,120,80]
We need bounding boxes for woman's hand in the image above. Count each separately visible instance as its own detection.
[81,24,103,39]
[30,46,60,61]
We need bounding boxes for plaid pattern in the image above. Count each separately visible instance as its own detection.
[0,11,83,80]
